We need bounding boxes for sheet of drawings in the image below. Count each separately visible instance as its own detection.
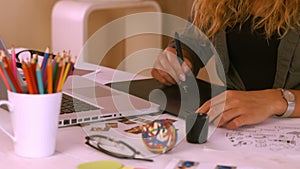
[81,113,186,158]
[165,159,256,169]
[206,117,300,155]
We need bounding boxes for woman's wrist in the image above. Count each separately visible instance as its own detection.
[273,89,288,116]
[276,89,296,117]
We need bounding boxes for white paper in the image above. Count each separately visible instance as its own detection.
[82,66,149,84]
[164,159,256,169]
[81,113,186,159]
[205,117,300,155]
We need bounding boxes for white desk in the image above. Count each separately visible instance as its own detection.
[1,66,300,169]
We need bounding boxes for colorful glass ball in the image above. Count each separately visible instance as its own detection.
[141,119,178,154]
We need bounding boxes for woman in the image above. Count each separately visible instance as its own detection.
[151,0,300,130]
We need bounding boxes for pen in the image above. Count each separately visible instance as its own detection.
[174,32,188,93]
[174,32,184,65]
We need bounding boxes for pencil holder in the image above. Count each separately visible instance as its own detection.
[0,90,62,158]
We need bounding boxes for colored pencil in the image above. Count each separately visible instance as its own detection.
[47,59,53,94]
[0,48,74,94]
[11,47,17,80]
[2,56,13,75]
[2,63,16,92]
[36,65,44,94]
[0,62,12,91]
[41,47,50,76]
[1,53,23,93]
[52,57,59,84]
[56,60,65,92]
[61,59,71,89]
[53,58,62,92]
[30,57,37,90]
[33,53,38,64]
[22,62,34,94]
[3,61,23,93]
[69,56,76,75]
[27,62,38,94]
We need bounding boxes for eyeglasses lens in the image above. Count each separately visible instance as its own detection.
[91,136,135,157]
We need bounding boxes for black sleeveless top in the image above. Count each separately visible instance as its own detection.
[226,19,280,90]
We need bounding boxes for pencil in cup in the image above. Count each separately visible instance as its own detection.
[0,61,14,92]
[0,54,23,93]
[22,61,37,94]
[47,59,53,94]
[0,48,75,94]
[36,65,44,94]
[37,51,76,94]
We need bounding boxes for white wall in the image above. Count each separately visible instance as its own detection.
[0,0,58,50]
[0,0,221,84]
[0,0,193,51]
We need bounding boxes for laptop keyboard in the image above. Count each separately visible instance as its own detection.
[60,93,99,114]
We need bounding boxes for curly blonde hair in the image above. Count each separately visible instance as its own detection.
[192,0,300,39]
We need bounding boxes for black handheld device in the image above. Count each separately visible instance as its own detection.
[186,113,209,144]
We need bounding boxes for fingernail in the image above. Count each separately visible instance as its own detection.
[179,74,186,81]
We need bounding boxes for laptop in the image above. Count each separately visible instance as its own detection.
[0,38,160,127]
[60,75,160,127]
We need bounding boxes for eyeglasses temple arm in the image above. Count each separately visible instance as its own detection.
[132,157,154,162]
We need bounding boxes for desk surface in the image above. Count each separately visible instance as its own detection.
[1,66,300,169]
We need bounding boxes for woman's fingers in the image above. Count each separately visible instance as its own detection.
[152,47,194,86]
[197,90,281,130]
[165,50,185,81]
[197,91,227,114]
[159,51,181,82]
[151,68,174,86]
[152,51,177,85]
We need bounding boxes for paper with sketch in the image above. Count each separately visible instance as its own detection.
[81,113,186,158]
[205,117,300,155]
[164,159,258,169]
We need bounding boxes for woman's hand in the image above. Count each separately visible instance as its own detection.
[151,47,192,86]
[197,89,287,130]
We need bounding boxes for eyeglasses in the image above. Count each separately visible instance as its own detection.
[85,135,153,162]
[15,49,57,68]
